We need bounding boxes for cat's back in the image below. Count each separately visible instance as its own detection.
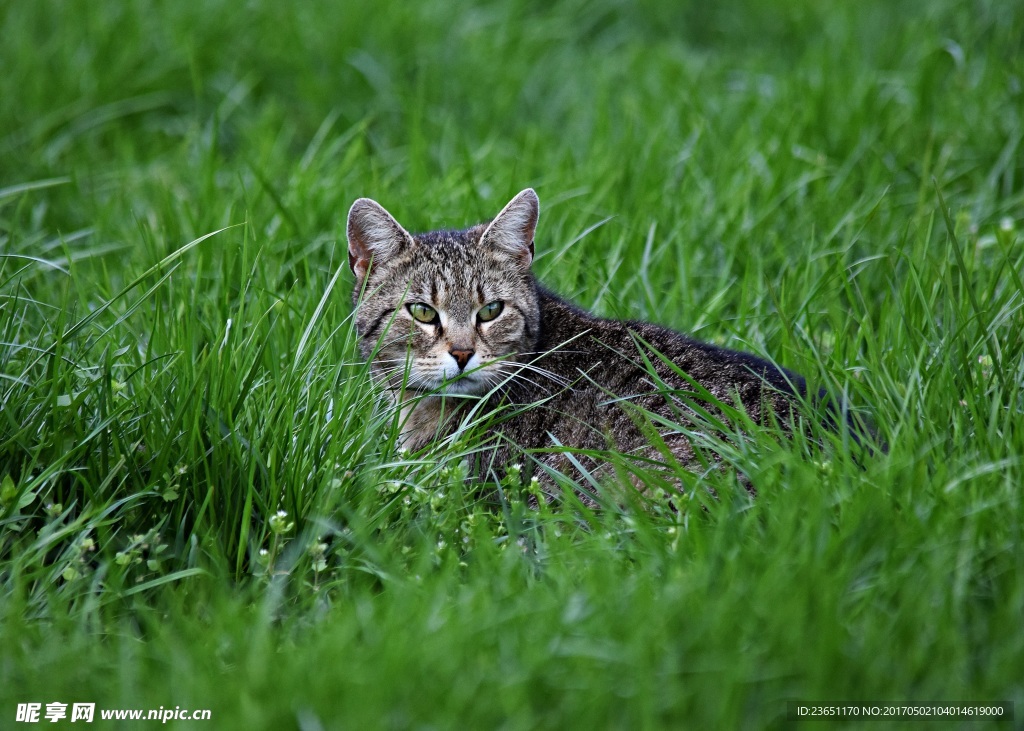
[534,287,806,403]
[488,288,808,474]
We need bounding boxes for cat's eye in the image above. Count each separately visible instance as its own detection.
[407,302,439,324]
[477,301,504,323]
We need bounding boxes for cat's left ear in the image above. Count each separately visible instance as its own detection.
[347,197,414,282]
[480,188,539,268]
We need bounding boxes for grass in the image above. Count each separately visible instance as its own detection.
[1,0,1022,727]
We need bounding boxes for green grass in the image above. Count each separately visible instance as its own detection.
[2,0,1023,727]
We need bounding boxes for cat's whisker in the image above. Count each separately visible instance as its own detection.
[488,367,551,395]
[488,363,574,398]
[516,363,572,385]
[491,368,565,395]
[373,364,435,392]
[492,360,573,390]
[486,352,580,376]
[518,349,586,358]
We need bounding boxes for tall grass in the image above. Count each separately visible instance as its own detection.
[1,0,1022,727]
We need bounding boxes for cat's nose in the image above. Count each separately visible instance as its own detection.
[449,348,474,372]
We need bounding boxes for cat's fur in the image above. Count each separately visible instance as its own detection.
[348,189,822,492]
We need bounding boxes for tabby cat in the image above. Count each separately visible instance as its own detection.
[347,189,833,493]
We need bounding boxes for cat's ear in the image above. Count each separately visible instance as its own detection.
[480,188,539,268]
[347,198,413,281]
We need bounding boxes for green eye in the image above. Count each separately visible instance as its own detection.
[407,303,439,324]
[477,301,504,323]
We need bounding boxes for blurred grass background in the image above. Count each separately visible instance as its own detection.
[1,0,1022,727]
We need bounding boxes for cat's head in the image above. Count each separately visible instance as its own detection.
[347,189,541,396]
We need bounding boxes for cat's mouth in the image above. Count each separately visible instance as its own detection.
[432,372,491,396]
[392,371,492,397]
[377,359,500,397]
[440,376,487,393]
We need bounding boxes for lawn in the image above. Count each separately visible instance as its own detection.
[1,0,1022,728]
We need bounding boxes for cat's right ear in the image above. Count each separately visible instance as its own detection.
[346,198,413,282]
[481,188,539,268]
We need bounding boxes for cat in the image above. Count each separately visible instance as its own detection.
[347,188,854,499]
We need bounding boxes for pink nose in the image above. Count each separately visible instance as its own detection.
[450,348,474,371]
